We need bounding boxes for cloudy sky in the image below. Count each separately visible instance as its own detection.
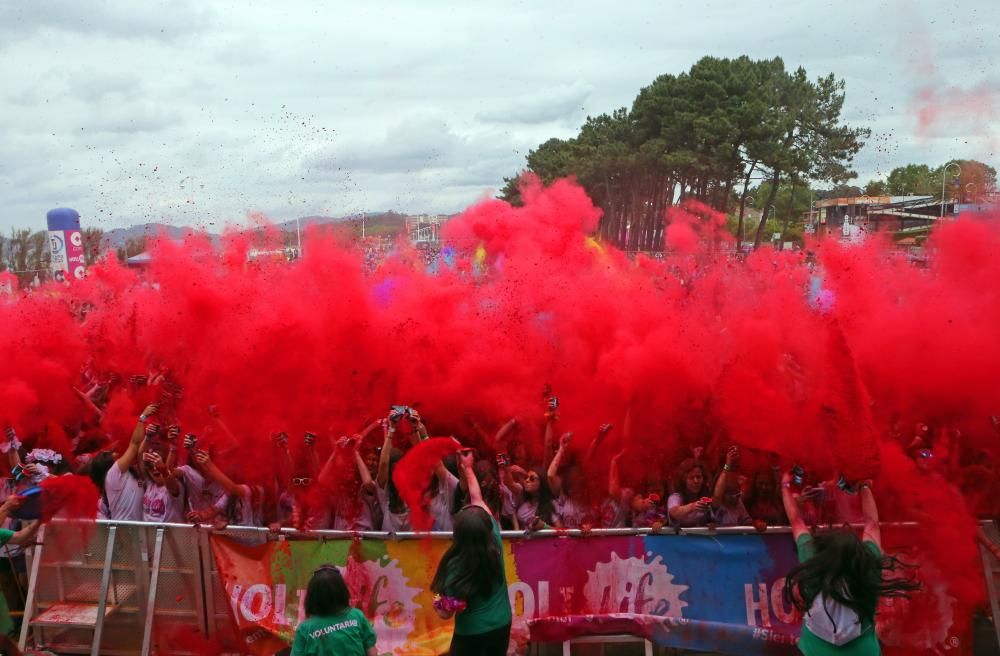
[1,0,997,233]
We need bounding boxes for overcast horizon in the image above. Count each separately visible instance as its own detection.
[1,0,997,233]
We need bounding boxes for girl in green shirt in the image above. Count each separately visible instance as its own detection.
[290,565,376,656]
[431,450,512,656]
[780,472,919,655]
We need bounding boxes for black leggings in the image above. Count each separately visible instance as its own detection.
[449,623,511,656]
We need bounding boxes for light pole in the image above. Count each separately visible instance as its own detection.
[768,204,777,243]
[742,195,755,246]
[296,217,302,257]
[941,162,961,218]
[965,182,976,204]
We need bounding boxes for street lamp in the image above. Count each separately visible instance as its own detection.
[742,195,755,245]
[941,162,961,218]
[965,182,976,203]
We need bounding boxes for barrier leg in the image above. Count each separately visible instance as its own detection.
[17,524,45,651]
[91,524,117,656]
[197,528,214,639]
[141,528,165,656]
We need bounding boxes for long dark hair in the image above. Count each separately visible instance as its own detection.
[87,450,117,505]
[431,506,502,601]
[783,529,920,625]
[305,565,351,617]
[524,466,557,525]
[673,458,710,504]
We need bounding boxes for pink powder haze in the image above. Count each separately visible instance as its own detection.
[1,176,998,651]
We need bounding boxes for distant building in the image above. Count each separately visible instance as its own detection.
[810,195,958,243]
[406,215,447,244]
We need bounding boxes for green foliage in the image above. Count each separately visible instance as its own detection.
[502,56,868,250]
[861,159,996,199]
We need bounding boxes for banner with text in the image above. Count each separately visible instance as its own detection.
[210,531,966,656]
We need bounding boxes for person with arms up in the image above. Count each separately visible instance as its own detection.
[431,448,512,656]
[87,404,158,521]
[781,472,919,655]
[290,565,376,656]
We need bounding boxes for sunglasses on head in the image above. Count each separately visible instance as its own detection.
[292,477,313,486]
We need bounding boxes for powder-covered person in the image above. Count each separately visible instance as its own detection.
[290,565,377,656]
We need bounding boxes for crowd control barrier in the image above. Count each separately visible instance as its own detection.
[15,520,993,656]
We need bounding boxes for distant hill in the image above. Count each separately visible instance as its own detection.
[101,223,215,249]
[100,212,413,252]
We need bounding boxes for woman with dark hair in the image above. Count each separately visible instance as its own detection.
[508,466,557,530]
[667,458,712,527]
[431,450,512,656]
[291,565,376,656]
[745,466,787,526]
[781,472,919,654]
[87,404,158,521]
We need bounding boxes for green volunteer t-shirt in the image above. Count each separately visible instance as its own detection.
[451,513,512,636]
[0,528,15,636]
[794,534,882,656]
[290,607,376,656]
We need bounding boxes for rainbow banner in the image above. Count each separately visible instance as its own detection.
[210,531,965,656]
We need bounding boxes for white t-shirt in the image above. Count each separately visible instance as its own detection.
[429,470,459,532]
[142,482,185,524]
[104,465,144,521]
[667,492,710,528]
[553,495,586,528]
[516,499,539,527]
[600,496,629,528]
[333,492,376,531]
[375,484,411,532]
[213,486,260,527]
[177,465,226,513]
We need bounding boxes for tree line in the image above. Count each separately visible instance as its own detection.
[501,56,998,250]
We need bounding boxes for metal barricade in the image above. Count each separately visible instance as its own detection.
[18,519,995,656]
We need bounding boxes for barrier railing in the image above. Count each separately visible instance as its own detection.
[15,519,992,656]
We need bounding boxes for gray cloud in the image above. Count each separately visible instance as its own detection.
[0,0,214,43]
[1,0,998,233]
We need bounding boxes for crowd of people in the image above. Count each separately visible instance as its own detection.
[8,363,992,539]
[2,360,996,655]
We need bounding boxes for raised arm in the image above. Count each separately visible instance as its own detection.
[192,450,243,496]
[494,418,518,448]
[543,401,558,466]
[458,450,486,511]
[547,432,572,497]
[354,442,373,487]
[609,449,625,499]
[304,432,320,477]
[358,420,382,441]
[407,410,429,446]
[73,386,105,420]
[859,481,880,549]
[585,423,613,464]
[376,420,393,488]
[465,415,493,448]
[780,470,810,542]
[4,425,22,471]
[273,432,292,485]
[117,404,157,473]
[712,446,739,506]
